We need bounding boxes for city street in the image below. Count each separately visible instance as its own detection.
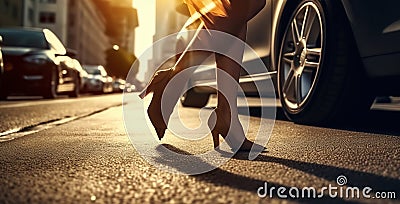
[0,94,399,203]
[2,0,400,203]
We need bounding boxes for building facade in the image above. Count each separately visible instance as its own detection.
[145,0,187,81]
[94,0,138,54]
[34,0,69,43]
[0,0,111,66]
[1,0,139,74]
[0,0,24,27]
[22,0,36,27]
[67,0,109,65]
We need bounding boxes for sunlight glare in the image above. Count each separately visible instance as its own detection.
[132,0,155,55]
[133,0,156,81]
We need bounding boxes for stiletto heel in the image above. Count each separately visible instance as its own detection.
[211,130,220,148]
[154,128,166,140]
[208,108,222,149]
[208,108,266,152]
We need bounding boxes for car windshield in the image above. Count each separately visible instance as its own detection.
[0,29,49,49]
[86,68,102,75]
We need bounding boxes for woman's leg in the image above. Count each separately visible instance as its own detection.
[210,0,265,149]
[215,26,247,115]
[144,0,266,140]
[163,0,267,107]
[213,26,255,149]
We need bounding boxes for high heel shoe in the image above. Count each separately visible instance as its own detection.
[139,69,174,99]
[139,68,174,140]
[208,109,265,152]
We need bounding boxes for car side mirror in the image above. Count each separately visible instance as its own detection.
[176,3,190,16]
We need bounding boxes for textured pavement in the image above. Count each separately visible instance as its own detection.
[0,94,399,203]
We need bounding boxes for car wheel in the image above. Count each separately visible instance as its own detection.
[68,73,80,98]
[277,0,374,125]
[43,69,58,99]
[180,88,210,108]
[94,84,104,95]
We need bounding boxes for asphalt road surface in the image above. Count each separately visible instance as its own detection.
[0,93,399,203]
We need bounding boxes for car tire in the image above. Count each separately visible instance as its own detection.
[68,72,80,98]
[94,84,104,95]
[180,88,210,108]
[277,0,374,125]
[43,69,58,99]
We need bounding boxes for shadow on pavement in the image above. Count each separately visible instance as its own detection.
[156,144,363,203]
[234,154,400,197]
[239,106,400,137]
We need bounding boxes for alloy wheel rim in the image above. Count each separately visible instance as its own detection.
[279,2,324,111]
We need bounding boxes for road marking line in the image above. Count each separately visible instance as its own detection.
[0,117,78,142]
[0,103,125,142]
[0,128,22,137]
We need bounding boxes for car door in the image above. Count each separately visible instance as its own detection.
[246,0,273,64]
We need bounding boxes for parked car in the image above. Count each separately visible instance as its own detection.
[55,55,83,98]
[112,78,126,93]
[0,28,81,99]
[124,82,136,93]
[82,65,113,94]
[176,0,400,124]
[71,59,88,92]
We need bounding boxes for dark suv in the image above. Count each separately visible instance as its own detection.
[0,28,81,99]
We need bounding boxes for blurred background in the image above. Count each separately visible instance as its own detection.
[0,0,193,95]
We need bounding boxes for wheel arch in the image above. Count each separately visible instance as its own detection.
[271,0,358,70]
[275,0,374,124]
[271,0,302,73]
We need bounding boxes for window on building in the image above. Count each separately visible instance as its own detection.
[28,8,34,23]
[39,12,56,24]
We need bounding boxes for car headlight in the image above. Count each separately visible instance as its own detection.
[23,55,49,65]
